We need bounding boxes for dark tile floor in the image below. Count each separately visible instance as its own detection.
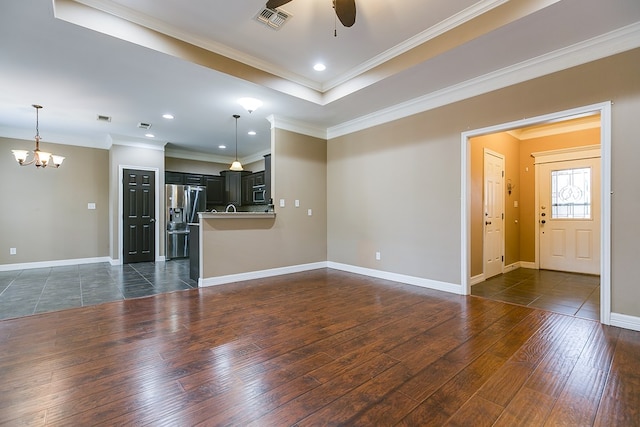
[0,259,196,321]
[471,268,600,320]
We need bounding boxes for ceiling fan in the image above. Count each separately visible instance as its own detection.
[265,0,356,28]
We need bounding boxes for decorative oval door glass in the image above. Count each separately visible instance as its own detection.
[551,167,591,219]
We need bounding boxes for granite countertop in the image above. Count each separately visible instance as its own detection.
[199,212,276,219]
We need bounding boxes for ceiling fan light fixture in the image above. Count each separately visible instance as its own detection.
[237,97,262,114]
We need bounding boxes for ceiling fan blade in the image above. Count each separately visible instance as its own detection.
[334,0,356,27]
[266,0,293,9]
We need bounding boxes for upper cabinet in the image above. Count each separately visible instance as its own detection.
[165,154,270,207]
[220,170,251,206]
[264,154,271,203]
[184,174,205,186]
[204,175,225,207]
[165,171,185,184]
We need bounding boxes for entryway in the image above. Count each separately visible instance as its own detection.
[462,102,611,324]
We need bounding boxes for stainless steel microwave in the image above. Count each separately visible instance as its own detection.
[253,185,266,203]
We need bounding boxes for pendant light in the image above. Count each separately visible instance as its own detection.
[12,104,65,168]
[230,114,243,171]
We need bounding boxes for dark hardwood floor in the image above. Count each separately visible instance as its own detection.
[0,268,638,426]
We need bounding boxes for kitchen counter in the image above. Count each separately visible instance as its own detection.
[199,212,276,219]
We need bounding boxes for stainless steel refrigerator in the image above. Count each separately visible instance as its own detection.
[166,184,206,260]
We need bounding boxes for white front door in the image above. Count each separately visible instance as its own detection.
[484,149,504,279]
[538,157,600,274]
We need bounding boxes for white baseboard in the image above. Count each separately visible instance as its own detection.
[520,262,537,269]
[328,262,462,295]
[470,274,485,286]
[199,262,328,287]
[610,312,640,332]
[503,262,520,273]
[200,261,462,295]
[0,256,112,272]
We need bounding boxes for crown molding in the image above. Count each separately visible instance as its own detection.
[108,134,167,151]
[326,22,640,139]
[267,115,327,140]
[322,0,509,92]
[164,147,231,164]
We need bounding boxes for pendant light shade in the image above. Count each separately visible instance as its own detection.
[230,114,243,171]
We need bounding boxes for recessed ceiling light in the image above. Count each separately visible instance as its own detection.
[248,131,256,136]
[145,133,155,138]
[314,63,326,71]
[218,145,226,149]
[162,114,174,119]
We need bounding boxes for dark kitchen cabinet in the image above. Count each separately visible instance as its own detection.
[185,174,204,185]
[165,171,185,184]
[264,154,271,203]
[220,170,251,205]
[253,171,265,186]
[204,175,225,207]
[241,174,253,206]
[165,171,204,186]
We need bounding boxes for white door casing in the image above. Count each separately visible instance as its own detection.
[535,147,601,275]
[462,101,611,326]
[483,149,504,279]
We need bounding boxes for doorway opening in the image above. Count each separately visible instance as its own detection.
[461,102,611,324]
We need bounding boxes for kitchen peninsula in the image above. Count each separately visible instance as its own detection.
[192,211,277,284]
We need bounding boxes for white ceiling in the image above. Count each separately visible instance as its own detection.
[1,0,639,164]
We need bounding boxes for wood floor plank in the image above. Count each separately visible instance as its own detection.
[0,268,637,426]
[594,328,640,427]
[444,395,503,427]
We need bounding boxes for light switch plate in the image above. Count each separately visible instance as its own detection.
[307,209,312,216]
[295,199,300,207]
[88,203,96,210]
[279,199,285,207]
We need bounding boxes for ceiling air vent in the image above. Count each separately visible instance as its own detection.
[137,122,152,130]
[97,114,111,122]
[255,7,292,30]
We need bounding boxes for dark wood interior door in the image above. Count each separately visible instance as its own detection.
[123,169,155,263]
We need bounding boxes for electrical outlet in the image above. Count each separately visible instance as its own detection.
[87,202,96,210]
[295,199,300,207]
[375,251,381,260]
[10,248,16,255]
[307,209,312,216]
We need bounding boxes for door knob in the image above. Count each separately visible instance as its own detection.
[150,218,156,223]
[541,220,546,224]
[541,212,546,217]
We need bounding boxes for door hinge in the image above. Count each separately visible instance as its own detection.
[502,170,504,177]
[502,255,504,262]
[502,213,504,220]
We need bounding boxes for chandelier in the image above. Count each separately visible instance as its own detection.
[12,105,65,168]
